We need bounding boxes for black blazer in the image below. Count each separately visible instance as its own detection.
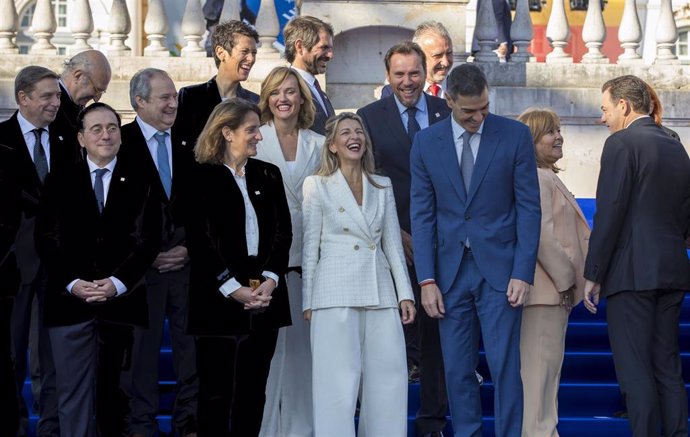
[119,120,198,250]
[310,90,335,136]
[50,82,83,161]
[357,94,451,233]
[35,157,161,327]
[584,117,690,296]
[0,144,21,298]
[186,159,292,336]
[173,76,259,149]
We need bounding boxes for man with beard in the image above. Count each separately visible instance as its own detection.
[382,21,454,99]
[283,16,335,135]
[120,68,198,437]
[174,20,259,148]
[1,66,66,437]
[358,41,451,437]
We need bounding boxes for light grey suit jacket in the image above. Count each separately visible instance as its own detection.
[255,125,324,267]
[301,171,414,312]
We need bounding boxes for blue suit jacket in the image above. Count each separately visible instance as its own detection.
[410,113,541,292]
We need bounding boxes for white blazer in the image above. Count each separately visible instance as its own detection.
[301,170,414,312]
[255,124,324,267]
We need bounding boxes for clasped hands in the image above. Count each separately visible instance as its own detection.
[152,245,189,273]
[71,278,117,303]
[231,278,276,311]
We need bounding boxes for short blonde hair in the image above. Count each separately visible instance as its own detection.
[517,107,562,173]
[259,67,315,130]
[194,98,260,165]
[316,112,383,188]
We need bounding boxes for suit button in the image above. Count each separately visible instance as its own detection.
[465,215,471,220]
[369,244,375,250]
[339,207,345,213]
[343,227,349,232]
[96,237,103,243]
[375,227,381,233]
[354,245,360,250]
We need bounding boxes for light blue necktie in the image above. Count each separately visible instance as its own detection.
[461,131,474,193]
[155,132,172,199]
[93,168,108,213]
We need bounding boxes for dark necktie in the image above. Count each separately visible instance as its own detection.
[32,128,49,183]
[461,131,475,193]
[313,78,335,117]
[406,107,421,143]
[155,132,172,199]
[93,168,109,213]
[428,83,441,97]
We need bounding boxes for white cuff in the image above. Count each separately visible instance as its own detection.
[262,271,279,287]
[219,277,242,297]
[110,276,127,296]
[66,279,79,293]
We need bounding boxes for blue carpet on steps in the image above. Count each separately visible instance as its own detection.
[23,199,690,436]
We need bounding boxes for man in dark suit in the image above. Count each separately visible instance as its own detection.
[358,41,451,437]
[583,75,690,437]
[120,68,198,437]
[1,65,68,437]
[283,16,335,135]
[380,21,454,100]
[410,64,540,437]
[36,102,160,437]
[0,143,22,437]
[174,20,260,148]
[471,0,513,60]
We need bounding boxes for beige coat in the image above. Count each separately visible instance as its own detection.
[526,168,590,307]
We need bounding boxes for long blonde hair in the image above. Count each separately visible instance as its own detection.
[517,107,562,173]
[258,67,315,130]
[316,112,383,188]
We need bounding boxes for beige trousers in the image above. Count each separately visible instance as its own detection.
[520,304,569,437]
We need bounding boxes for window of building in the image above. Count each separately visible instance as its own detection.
[674,29,690,62]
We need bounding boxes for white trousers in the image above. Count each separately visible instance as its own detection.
[260,271,314,437]
[311,307,407,437]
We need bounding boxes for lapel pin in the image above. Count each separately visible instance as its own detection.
[181,141,187,146]
[58,135,64,141]
[120,177,125,182]
[435,112,441,118]
[255,190,261,195]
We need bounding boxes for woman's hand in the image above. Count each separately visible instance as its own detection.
[400,299,416,325]
[560,286,575,312]
[303,309,312,322]
[230,286,271,310]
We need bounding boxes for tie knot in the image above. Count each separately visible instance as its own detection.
[94,168,109,179]
[429,83,441,97]
[462,131,474,144]
[155,131,168,143]
[406,106,418,117]
[33,127,45,135]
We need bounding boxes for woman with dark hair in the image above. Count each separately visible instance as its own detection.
[186,98,292,436]
[255,66,323,437]
[302,112,415,436]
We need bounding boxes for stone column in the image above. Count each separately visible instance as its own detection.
[69,0,94,54]
[181,0,207,58]
[617,0,643,63]
[474,0,500,62]
[0,0,18,54]
[108,0,132,55]
[546,0,573,63]
[510,0,534,63]
[654,0,679,64]
[220,0,241,22]
[30,0,57,55]
[252,0,284,79]
[581,0,608,63]
[144,0,170,56]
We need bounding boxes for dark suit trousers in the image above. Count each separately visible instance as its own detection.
[407,265,448,435]
[129,266,198,436]
[607,289,688,437]
[49,319,133,437]
[196,331,279,437]
[1,297,19,437]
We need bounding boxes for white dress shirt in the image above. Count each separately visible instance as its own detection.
[450,116,483,169]
[292,67,329,114]
[219,164,279,296]
[135,117,173,176]
[66,156,127,296]
[393,93,430,131]
[17,111,51,170]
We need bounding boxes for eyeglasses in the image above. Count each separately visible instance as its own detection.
[83,125,119,136]
[85,75,107,98]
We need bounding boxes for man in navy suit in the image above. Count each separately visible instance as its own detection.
[283,16,335,135]
[174,20,260,148]
[358,41,451,437]
[410,64,540,437]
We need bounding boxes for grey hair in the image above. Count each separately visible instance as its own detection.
[413,21,452,44]
[129,68,171,110]
[62,52,91,76]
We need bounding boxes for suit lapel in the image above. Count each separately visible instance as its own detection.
[552,173,588,225]
[425,94,446,125]
[436,119,466,202]
[333,170,373,240]
[293,130,319,192]
[382,96,412,151]
[467,114,500,204]
[6,114,43,192]
[362,176,379,231]
[258,125,295,198]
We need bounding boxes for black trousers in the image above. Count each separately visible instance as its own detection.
[1,297,19,437]
[607,289,688,437]
[196,331,278,437]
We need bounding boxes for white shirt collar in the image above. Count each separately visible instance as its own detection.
[135,116,170,141]
[86,155,117,172]
[17,111,49,136]
[392,93,428,116]
[450,115,485,141]
[291,66,316,87]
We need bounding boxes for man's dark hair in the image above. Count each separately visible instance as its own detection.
[211,20,259,68]
[283,16,334,64]
[601,75,651,115]
[77,102,122,131]
[14,66,59,103]
[383,41,427,75]
[446,64,489,98]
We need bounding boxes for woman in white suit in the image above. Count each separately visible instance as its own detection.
[302,112,416,437]
[257,66,324,437]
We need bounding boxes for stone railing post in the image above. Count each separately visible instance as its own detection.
[474,0,500,62]
[581,0,608,63]
[510,0,534,63]
[654,0,679,64]
[30,0,57,55]
[220,0,241,22]
[108,0,132,55]
[0,0,18,54]
[546,0,573,63]
[617,0,643,63]
[144,0,170,56]
[69,0,94,54]
[181,0,206,57]
[256,0,280,55]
